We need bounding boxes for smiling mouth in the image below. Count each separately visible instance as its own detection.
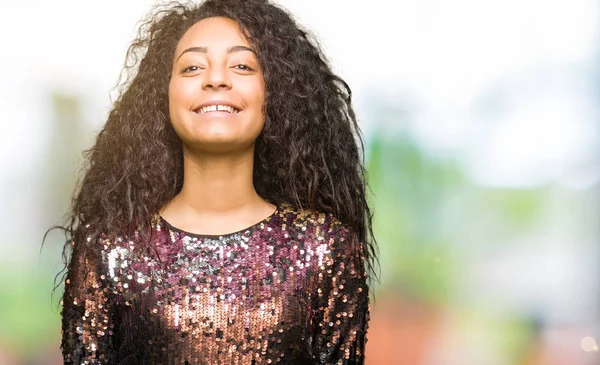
[193,105,241,114]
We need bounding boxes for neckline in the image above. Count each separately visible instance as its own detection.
[158,204,279,239]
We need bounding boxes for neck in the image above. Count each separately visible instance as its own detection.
[172,144,264,214]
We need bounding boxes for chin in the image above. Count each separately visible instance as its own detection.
[182,134,255,152]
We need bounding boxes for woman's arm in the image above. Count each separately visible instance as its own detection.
[309,221,371,365]
[61,235,115,364]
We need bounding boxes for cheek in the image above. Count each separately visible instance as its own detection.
[168,79,196,133]
[169,78,201,108]
[243,79,265,110]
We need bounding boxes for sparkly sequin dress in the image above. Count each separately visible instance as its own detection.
[60,203,371,365]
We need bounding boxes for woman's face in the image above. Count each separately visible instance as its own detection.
[169,17,265,152]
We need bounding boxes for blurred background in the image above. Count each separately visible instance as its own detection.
[1,0,599,364]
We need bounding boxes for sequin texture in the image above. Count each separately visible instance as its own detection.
[60,203,371,364]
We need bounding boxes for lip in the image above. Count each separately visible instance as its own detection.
[192,100,242,114]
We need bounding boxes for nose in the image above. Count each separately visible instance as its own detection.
[202,65,231,90]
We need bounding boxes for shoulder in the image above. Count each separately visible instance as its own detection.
[277,203,355,249]
[278,202,338,227]
[72,225,138,275]
[286,207,368,295]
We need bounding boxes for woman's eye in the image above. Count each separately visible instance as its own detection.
[234,64,254,71]
[182,65,201,73]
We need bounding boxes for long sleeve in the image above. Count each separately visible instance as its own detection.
[309,221,371,365]
[60,235,115,364]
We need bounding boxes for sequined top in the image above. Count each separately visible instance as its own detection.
[60,203,371,365]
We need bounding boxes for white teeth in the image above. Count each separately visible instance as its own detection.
[197,105,239,114]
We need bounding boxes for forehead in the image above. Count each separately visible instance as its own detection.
[175,16,250,54]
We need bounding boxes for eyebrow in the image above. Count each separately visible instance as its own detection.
[176,45,256,61]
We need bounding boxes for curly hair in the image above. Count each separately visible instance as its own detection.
[44,0,380,302]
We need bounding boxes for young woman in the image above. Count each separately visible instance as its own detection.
[51,0,379,363]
